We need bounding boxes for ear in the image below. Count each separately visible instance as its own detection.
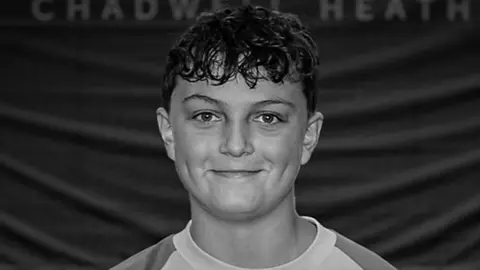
[156,107,175,161]
[301,112,323,165]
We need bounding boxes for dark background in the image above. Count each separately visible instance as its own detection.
[1,0,480,269]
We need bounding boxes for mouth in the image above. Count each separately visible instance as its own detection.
[211,170,262,178]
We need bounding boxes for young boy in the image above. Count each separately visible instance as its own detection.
[111,5,396,270]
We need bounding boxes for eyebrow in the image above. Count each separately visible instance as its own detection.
[182,94,296,110]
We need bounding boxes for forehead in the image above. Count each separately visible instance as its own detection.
[172,76,305,107]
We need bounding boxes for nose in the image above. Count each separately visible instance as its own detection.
[219,120,254,157]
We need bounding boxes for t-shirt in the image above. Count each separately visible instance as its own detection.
[111,216,396,270]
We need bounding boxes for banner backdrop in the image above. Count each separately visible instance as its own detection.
[2,0,478,23]
[1,0,479,269]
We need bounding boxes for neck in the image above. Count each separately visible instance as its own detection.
[189,191,316,268]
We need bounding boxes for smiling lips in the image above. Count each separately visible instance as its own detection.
[212,170,262,178]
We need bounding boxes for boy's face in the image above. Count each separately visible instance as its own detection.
[157,74,323,220]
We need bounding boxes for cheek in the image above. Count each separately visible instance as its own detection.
[259,129,303,162]
[174,126,216,165]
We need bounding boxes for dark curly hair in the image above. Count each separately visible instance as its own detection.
[161,5,319,118]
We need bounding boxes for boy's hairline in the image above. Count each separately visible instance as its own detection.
[161,5,319,117]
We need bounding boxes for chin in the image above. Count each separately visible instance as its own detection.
[208,199,267,221]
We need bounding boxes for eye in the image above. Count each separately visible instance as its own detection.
[254,113,282,124]
[193,112,221,123]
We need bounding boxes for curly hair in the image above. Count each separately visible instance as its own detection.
[161,5,319,117]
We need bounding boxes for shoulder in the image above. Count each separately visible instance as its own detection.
[110,235,176,270]
[333,231,397,270]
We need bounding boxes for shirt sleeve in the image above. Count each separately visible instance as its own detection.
[333,231,398,270]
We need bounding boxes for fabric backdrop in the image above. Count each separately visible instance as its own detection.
[1,0,479,269]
